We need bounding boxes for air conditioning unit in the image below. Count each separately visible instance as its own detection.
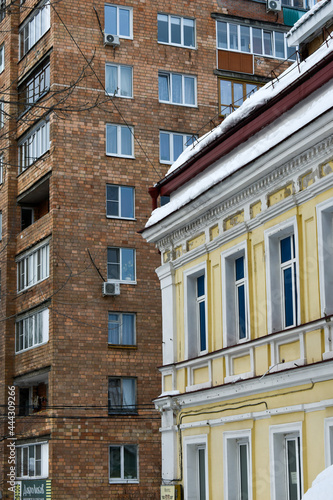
[267,0,282,11]
[104,33,120,47]
[102,282,120,296]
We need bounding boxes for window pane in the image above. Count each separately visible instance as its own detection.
[240,26,250,53]
[252,28,262,54]
[197,275,205,297]
[234,83,244,107]
[159,74,169,101]
[199,301,206,351]
[105,5,117,34]
[122,378,136,409]
[108,313,120,344]
[173,134,183,162]
[217,22,227,49]
[198,448,206,500]
[106,65,118,95]
[287,439,299,500]
[172,74,182,103]
[109,378,121,408]
[283,267,294,327]
[106,125,117,154]
[124,445,137,479]
[160,132,170,162]
[220,80,232,114]
[235,257,244,280]
[246,84,257,98]
[280,236,292,263]
[107,248,120,280]
[158,14,168,43]
[184,18,195,47]
[122,314,135,345]
[239,444,249,500]
[120,186,134,219]
[263,31,273,56]
[121,248,135,281]
[120,66,132,97]
[119,8,130,37]
[275,32,285,59]
[238,285,246,340]
[230,24,238,50]
[170,16,181,44]
[110,447,121,478]
[120,126,132,156]
[106,185,119,217]
[184,77,195,105]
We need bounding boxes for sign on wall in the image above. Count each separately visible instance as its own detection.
[15,480,51,500]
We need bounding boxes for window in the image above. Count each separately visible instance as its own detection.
[159,131,196,164]
[108,312,135,345]
[0,44,4,72]
[108,377,136,413]
[217,21,295,60]
[104,4,132,38]
[21,207,34,231]
[17,239,50,292]
[158,72,196,107]
[0,0,6,23]
[19,1,50,59]
[222,243,250,346]
[184,263,208,359]
[265,218,299,333]
[106,184,134,219]
[158,14,195,48]
[0,100,4,128]
[105,63,133,98]
[106,124,134,158]
[107,247,135,283]
[281,0,310,6]
[0,211,2,240]
[109,445,138,483]
[270,424,303,500]
[18,381,48,416]
[316,199,333,316]
[18,119,50,173]
[224,431,252,500]
[184,435,208,500]
[324,418,333,467]
[16,442,48,479]
[18,58,50,115]
[219,79,261,116]
[0,154,3,183]
[15,307,49,353]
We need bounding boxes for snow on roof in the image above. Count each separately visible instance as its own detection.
[287,0,331,38]
[145,36,332,229]
[302,465,333,500]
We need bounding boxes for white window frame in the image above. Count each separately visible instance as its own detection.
[0,44,4,72]
[158,71,197,107]
[159,131,196,164]
[281,0,313,7]
[184,262,208,360]
[221,241,250,347]
[15,306,49,353]
[223,430,252,500]
[108,311,136,346]
[157,13,196,48]
[106,124,134,158]
[265,217,300,333]
[109,444,139,483]
[184,434,209,500]
[216,21,295,61]
[19,0,50,59]
[16,238,50,292]
[105,63,133,98]
[270,423,303,500]
[16,441,48,479]
[18,119,50,173]
[104,3,133,39]
[316,198,333,317]
[107,247,136,284]
[0,99,4,127]
[106,184,135,220]
[324,417,333,467]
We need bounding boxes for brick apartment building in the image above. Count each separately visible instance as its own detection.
[0,0,314,498]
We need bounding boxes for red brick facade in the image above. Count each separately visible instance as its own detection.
[0,0,304,498]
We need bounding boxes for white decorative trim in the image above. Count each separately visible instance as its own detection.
[223,429,253,500]
[324,417,333,467]
[186,359,212,392]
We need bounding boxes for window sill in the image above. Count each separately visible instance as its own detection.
[109,479,139,484]
[159,101,197,108]
[106,216,136,221]
[158,41,196,50]
[107,280,137,285]
[105,93,133,99]
[108,344,137,349]
[106,153,135,159]
[108,411,138,416]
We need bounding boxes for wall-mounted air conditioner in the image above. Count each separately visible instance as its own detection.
[102,282,120,296]
[104,33,120,46]
[267,0,282,11]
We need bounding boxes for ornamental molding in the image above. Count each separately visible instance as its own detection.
[156,135,333,253]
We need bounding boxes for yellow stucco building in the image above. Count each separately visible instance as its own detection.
[143,2,333,499]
